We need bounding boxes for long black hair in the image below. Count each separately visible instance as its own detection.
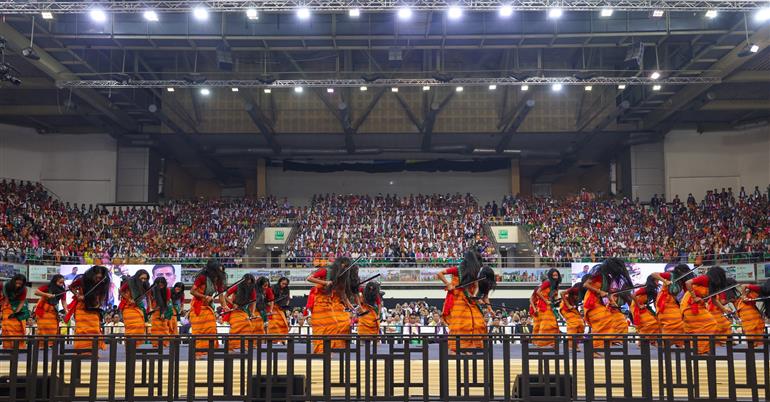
[459,249,483,287]
[2,274,26,300]
[271,277,290,306]
[152,277,169,312]
[202,259,226,289]
[363,281,383,307]
[47,274,66,306]
[706,266,728,296]
[644,275,659,305]
[82,265,111,308]
[595,258,633,291]
[254,276,269,313]
[328,257,360,301]
[171,282,185,304]
[477,266,497,299]
[545,268,562,300]
[128,269,151,299]
[671,264,695,285]
[234,274,257,307]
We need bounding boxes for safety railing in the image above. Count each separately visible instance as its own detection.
[0,333,768,401]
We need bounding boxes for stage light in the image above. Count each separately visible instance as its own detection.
[297,7,311,20]
[193,6,209,21]
[41,11,54,20]
[349,8,361,17]
[422,86,430,91]
[391,87,399,92]
[264,88,272,94]
[551,83,563,92]
[548,8,563,19]
[246,8,258,20]
[738,43,760,57]
[398,7,413,20]
[22,47,40,60]
[166,87,175,92]
[144,10,159,22]
[448,6,463,20]
[705,10,717,19]
[600,9,613,17]
[90,9,107,23]
[499,5,513,17]
[360,86,368,91]
[488,84,497,90]
[294,86,304,93]
[652,84,662,91]
[327,88,334,93]
[200,88,211,96]
[521,85,529,91]
[455,86,464,92]
[652,9,664,17]
[231,87,239,92]
[584,85,592,91]
[650,71,661,80]
[750,44,760,53]
[755,8,770,22]
[618,84,627,89]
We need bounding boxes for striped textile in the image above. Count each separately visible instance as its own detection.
[252,312,267,336]
[582,286,617,351]
[533,308,559,347]
[655,291,685,347]
[35,301,59,346]
[634,308,661,337]
[267,304,290,341]
[311,289,350,354]
[680,285,717,354]
[610,307,629,335]
[1,303,25,349]
[167,315,179,335]
[357,304,380,337]
[228,310,255,351]
[709,307,732,345]
[74,303,105,351]
[190,305,218,353]
[736,290,765,342]
[150,313,171,348]
[122,306,147,337]
[560,305,584,347]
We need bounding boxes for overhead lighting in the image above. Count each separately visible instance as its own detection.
[360,86,368,91]
[650,71,661,80]
[41,11,54,20]
[193,6,209,21]
[551,83,563,92]
[349,8,361,17]
[90,8,107,22]
[22,47,40,60]
[297,7,311,20]
[246,8,258,20]
[755,7,770,22]
[618,84,627,89]
[398,7,413,20]
[391,87,399,92]
[499,5,513,17]
[652,84,662,91]
[448,6,463,20]
[488,84,497,90]
[422,86,431,91]
[738,43,760,57]
[651,9,664,17]
[294,86,303,93]
[521,85,529,91]
[455,86,464,92]
[326,88,334,93]
[166,87,175,92]
[263,88,272,94]
[231,87,239,92]
[600,9,613,17]
[584,85,593,91]
[548,8,563,19]
[750,44,760,53]
[705,10,718,19]
[200,88,211,96]
[143,10,159,22]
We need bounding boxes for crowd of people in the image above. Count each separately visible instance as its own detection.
[285,193,498,267]
[487,187,770,264]
[0,179,298,264]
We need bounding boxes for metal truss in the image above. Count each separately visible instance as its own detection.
[0,0,766,13]
[56,76,721,89]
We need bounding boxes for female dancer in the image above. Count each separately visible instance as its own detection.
[169,282,185,335]
[560,280,585,348]
[357,281,384,337]
[119,270,151,337]
[267,277,291,341]
[708,292,732,346]
[530,268,562,347]
[149,277,173,347]
[307,257,359,353]
[34,274,66,345]
[734,279,765,344]
[582,258,634,353]
[1,274,29,349]
[632,275,662,341]
[651,264,693,347]
[224,274,257,350]
[190,260,226,357]
[681,266,727,354]
[66,266,111,351]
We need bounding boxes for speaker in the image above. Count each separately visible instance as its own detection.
[0,375,62,401]
[250,375,305,402]
[513,374,572,398]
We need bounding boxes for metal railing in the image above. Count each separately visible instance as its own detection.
[0,333,768,401]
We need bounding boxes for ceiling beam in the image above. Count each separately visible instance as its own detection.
[701,100,770,110]
[243,102,282,155]
[724,70,770,83]
[496,99,535,153]
[421,91,455,151]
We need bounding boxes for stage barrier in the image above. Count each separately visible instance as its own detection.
[0,333,768,401]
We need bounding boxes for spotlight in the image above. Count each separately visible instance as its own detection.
[651,9,664,17]
[200,88,211,96]
[327,88,334,93]
[600,9,613,17]
[422,86,430,91]
[521,85,529,91]
[41,11,54,20]
[618,84,626,89]
[193,6,209,21]
[751,44,760,53]
[90,9,107,22]
[21,47,40,60]
[297,7,311,20]
[349,8,361,17]
[488,84,497,90]
[391,87,399,92]
[360,86,368,91]
[650,71,661,80]
[448,6,463,20]
[652,84,662,91]
[548,8,563,19]
[755,8,770,22]
[705,10,717,19]
[246,8,258,20]
[398,7,413,20]
[143,10,159,22]
[499,5,513,17]
[551,83,563,92]
[584,85,592,91]
[294,86,304,93]
[166,87,175,92]
[455,86,464,92]
[231,87,239,92]
[738,44,760,57]
[264,88,272,94]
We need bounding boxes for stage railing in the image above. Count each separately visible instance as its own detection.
[0,333,768,401]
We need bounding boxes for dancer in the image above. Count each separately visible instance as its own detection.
[681,266,726,354]
[632,275,661,341]
[708,292,732,346]
[559,280,585,348]
[582,258,634,353]
[530,268,561,347]
[34,274,66,345]
[1,274,29,349]
[190,260,226,357]
[357,281,383,337]
[267,277,291,340]
[307,256,359,353]
[119,270,151,337]
[66,265,111,351]
[224,274,258,350]
[734,279,765,344]
[149,277,173,347]
[651,264,693,347]
[169,282,185,335]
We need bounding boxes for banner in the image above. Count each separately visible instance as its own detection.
[28,265,60,283]
[760,262,770,280]
[698,264,756,282]
[571,262,691,285]
[0,262,25,281]
[59,264,182,307]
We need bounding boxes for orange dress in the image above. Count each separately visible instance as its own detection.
[532,281,559,347]
[632,288,661,338]
[708,295,731,345]
[34,285,60,346]
[357,302,380,337]
[736,285,765,343]
[150,289,173,347]
[64,278,105,351]
[310,268,350,353]
[223,285,257,351]
[190,276,223,354]
[559,288,584,347]
[582,276,616,350]
[266,288,289,342]
[0,288,27,349]
[119,283,147,337]
[655,272,685,347]
[441,266,486,352]
[680,275,718,354]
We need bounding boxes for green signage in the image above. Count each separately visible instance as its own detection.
[499,229,508,240]
[275,230,285,241]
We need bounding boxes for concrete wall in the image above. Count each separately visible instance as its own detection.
[630,141,665,202]
[116,146,150,203]
[664,127,770,201]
